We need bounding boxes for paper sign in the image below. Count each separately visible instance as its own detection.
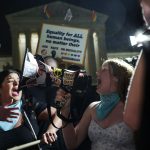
[37,24,89,65]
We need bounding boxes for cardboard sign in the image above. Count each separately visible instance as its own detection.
[37,24,89,65]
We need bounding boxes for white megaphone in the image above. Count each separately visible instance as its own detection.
[22,51,39,78]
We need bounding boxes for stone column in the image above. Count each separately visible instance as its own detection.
[85,29,97,85]
[25,30,31,52]
[11,29,21,69]
[95,26,107,69]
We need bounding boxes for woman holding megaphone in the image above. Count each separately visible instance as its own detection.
[0,69,61,150]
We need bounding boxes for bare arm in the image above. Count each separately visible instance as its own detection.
[62,104,92,150]
[55,88,92,149]
[38,106,61,144]
[37,106,56,120]
[124,51,145,130]
[42,114,62,144]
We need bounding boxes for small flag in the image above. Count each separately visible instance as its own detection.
[44,4,52,19]
[91,10,97,22]
[64,8,73,22]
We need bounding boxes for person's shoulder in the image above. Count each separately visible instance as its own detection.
[88,101,99,109]
[83,101,99,116]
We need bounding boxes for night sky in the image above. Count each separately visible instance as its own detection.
[0,0,144,56]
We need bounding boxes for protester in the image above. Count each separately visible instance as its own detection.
[25,55,67,150]
[124,0,150,149]
[124,51,144,130]
[0,69,61,150]
[43,58,135,150]
[43,64,98,150]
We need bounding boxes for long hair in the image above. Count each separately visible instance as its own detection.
[104,58,134,101]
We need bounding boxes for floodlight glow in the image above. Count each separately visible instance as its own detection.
[130,32,150,46]
[129,36,137,46]
[136,33,150,43]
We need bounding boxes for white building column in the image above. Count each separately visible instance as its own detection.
[85,29,97,85]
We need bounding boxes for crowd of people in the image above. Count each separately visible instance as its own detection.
[0,57,67,150]
[0,0,150,149]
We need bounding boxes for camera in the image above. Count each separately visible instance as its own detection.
[72,72,92,97]
[54,69,92,110]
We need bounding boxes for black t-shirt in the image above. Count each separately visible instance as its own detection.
[0,114,39,150]
[22,87,67,150]
[0,96,47,150]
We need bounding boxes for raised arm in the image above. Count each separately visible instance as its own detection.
[124,51,145,130]
[54,88,92,150]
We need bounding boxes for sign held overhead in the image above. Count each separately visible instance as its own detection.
[37,24,89,65]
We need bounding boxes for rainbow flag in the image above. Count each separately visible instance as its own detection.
[44,5,52,18]
[91,10,97,22]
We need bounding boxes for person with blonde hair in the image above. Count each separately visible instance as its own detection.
[43,58,135,150]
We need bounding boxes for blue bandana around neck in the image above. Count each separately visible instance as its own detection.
[96,92,120,121]
[0,100,22,131]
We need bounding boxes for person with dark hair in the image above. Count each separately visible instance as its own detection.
[43,58,135,150]
[24,56,67,150]
[0,69,61,150]
[0,69,21,122]
[124,0,150,149]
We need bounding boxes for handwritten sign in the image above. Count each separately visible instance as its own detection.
[37,24,89,65]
